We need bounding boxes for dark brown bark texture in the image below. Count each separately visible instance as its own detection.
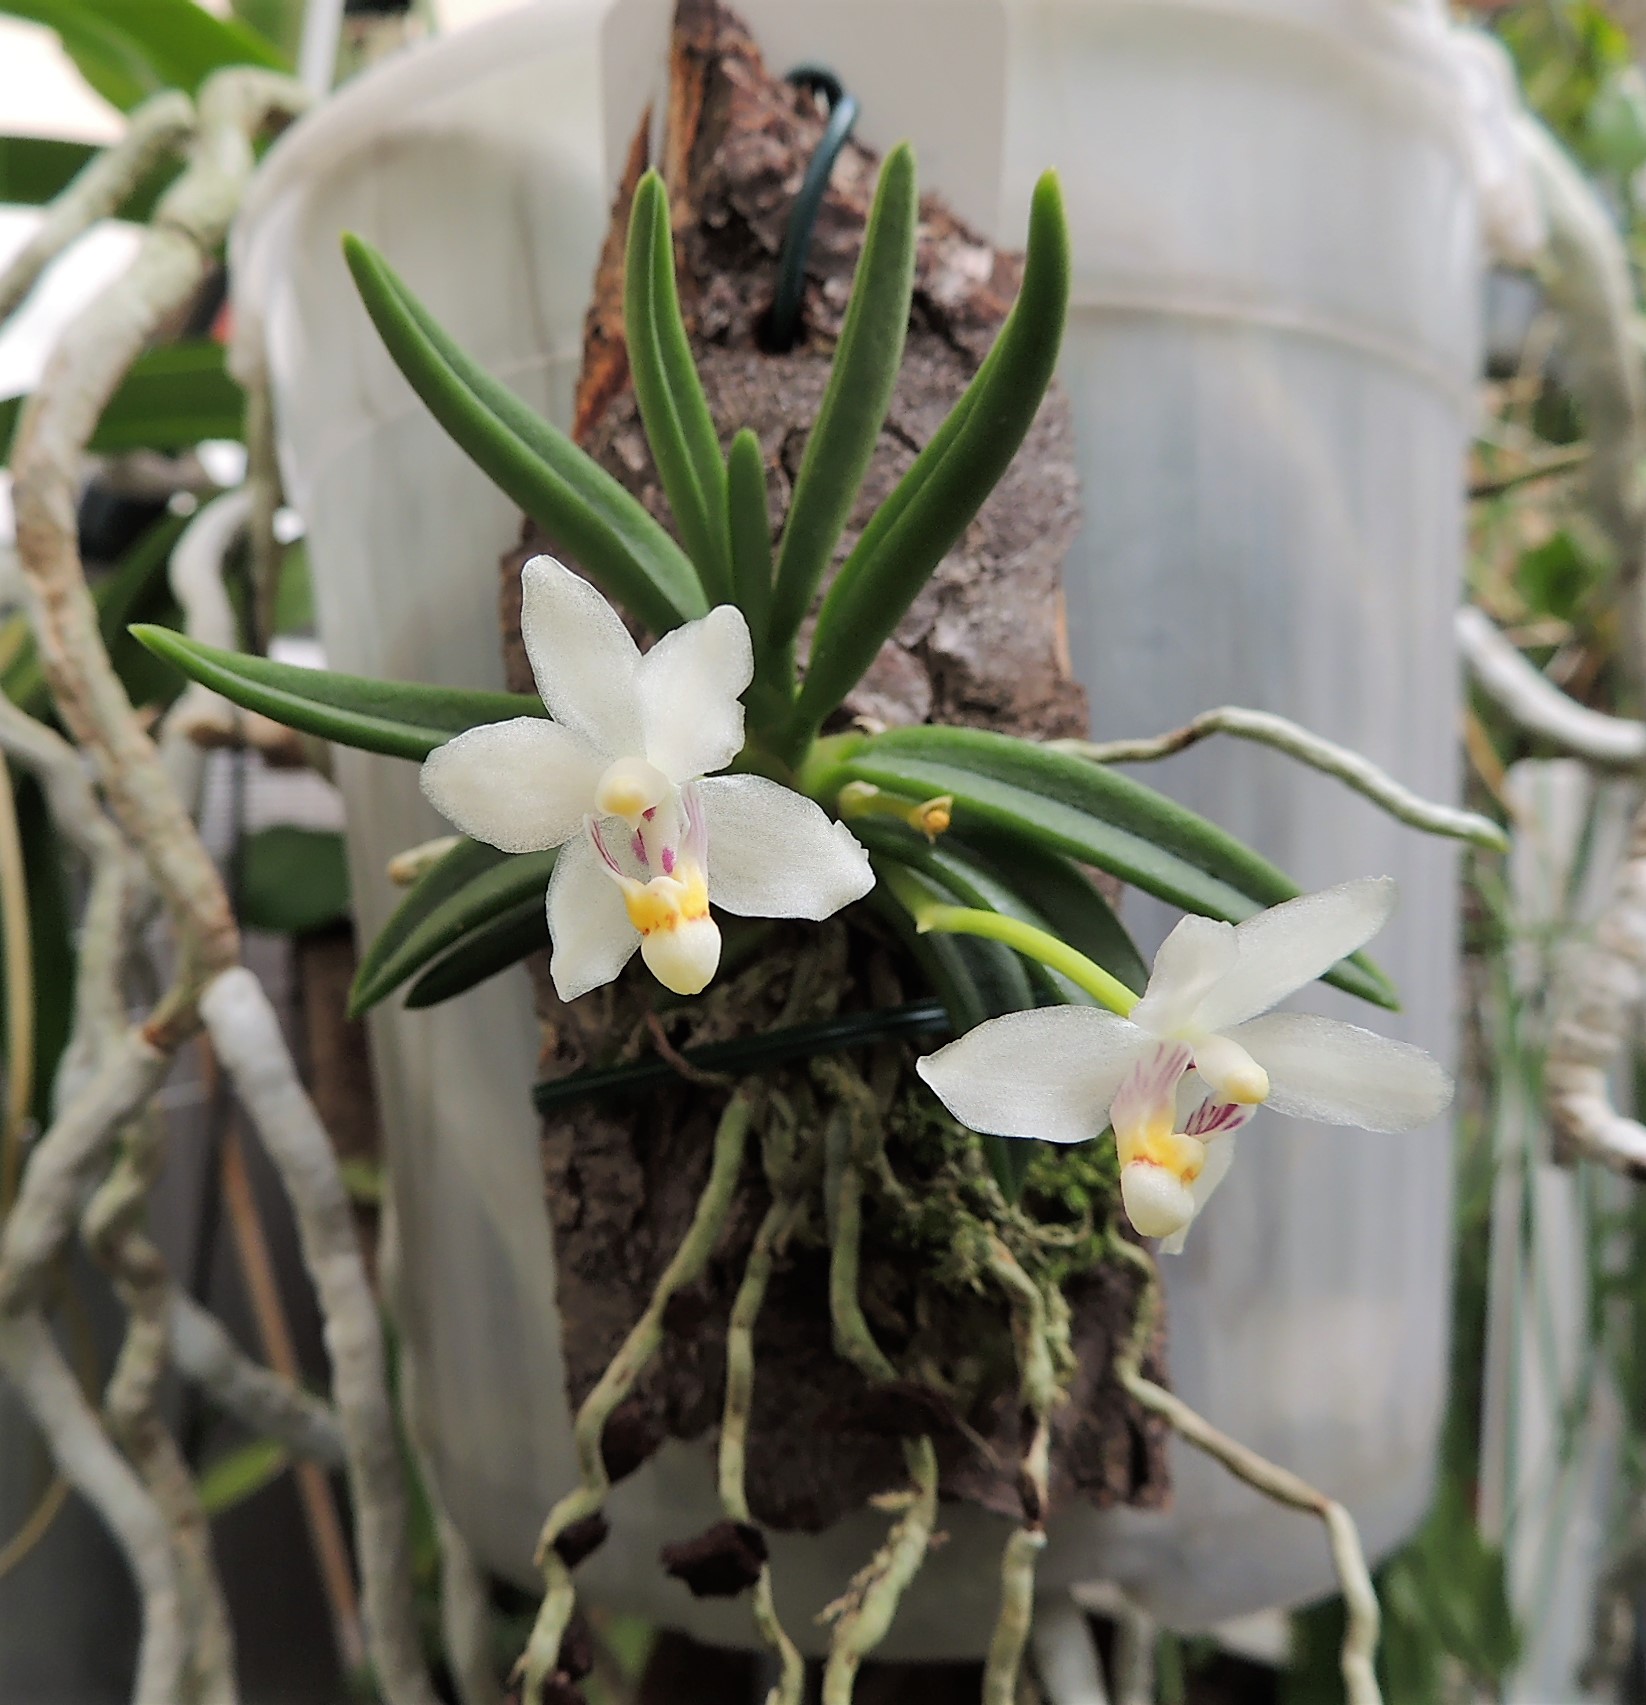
[500,0,1168,1539]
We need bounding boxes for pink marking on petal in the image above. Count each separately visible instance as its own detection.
[680,780,710,868]
[632,829,649,866]
[643,806,657,821]
[1109,1040,1194,1135]
[661,846,676,876]
[587,818,622,875]
[1184,1098,1254,1139]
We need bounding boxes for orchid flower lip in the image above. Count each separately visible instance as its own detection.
[417,555,874,1001]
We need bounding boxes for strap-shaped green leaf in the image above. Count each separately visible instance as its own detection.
[624,173,730,604]
[351,843,556,1014]
[767,143,917,658]
[130,626,545,762]
[352,837,507,1012]
[2,341,243,466]
[405,896,547,1009]
[788,172,1070,748]
[726,430,772,643]
[341,234,705,635]
[840,725,1398,1009]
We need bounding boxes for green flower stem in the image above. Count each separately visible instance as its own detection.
[515,1092,752,1696]
[719,1196,807,1705]
[890,875,1140,1018]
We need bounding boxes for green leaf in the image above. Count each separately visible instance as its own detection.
[129,625,546,761]
[768,143,917,655]
[624,172,730,603]
[405,896,547,1008]
[197,1439,288,1515]
[352,837,508,1012]
[840,726,1397,1008]
[0,0,285,109]
[1,341,243,466]
[726,429,773,661]
[351,845,556,1015]
[237,826,349,935]
[0,133,177,218]
[341,233,705,636]
[789,172,1070,748]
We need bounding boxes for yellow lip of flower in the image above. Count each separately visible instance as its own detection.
[619,867,711,937]
[1116,1122,1207,1185]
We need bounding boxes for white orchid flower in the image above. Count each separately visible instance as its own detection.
[916,877,1453,1251]
[420,555,873,1001]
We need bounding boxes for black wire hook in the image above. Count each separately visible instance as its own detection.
[766,65,860,353]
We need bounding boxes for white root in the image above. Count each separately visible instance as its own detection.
[0,1314,185,1705]
[1457,607,1646,768]
[201,967,438,1705]
[3,68,437,1705]
[1029,1594,1113,1705]
[1054,706,1508,852]
[1545,797,1646,1175]
[1515,115,1646,680]
[167,1290,346,1468]
[0,92,194,328]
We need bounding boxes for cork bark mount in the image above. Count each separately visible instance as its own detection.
[500,0,1168,1540]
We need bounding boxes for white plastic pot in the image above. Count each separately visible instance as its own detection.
[232,0,1485,1644]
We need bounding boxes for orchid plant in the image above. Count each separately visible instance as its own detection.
[136,148,1445,1233]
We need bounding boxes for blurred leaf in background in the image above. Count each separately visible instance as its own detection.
[1500,0,1637,163]
[1515,522,1613,624]
[238,826,350,936]
[0,0,286,111]
[0,342,243,464]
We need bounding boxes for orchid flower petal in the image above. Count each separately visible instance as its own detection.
[917,1007,1146,1145]
[547,830,640,1000]
[1128,914,1238,1036]
[694,774,873,919]
[1193,876,1397,1032]
[1228,1012,1453,1130]
[520,556,643,756]
[637,605,754,783]
[419,719,603,853]
[1159,1133,1240,1255]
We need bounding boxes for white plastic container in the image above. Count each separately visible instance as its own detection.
[232,0,1484,1642]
